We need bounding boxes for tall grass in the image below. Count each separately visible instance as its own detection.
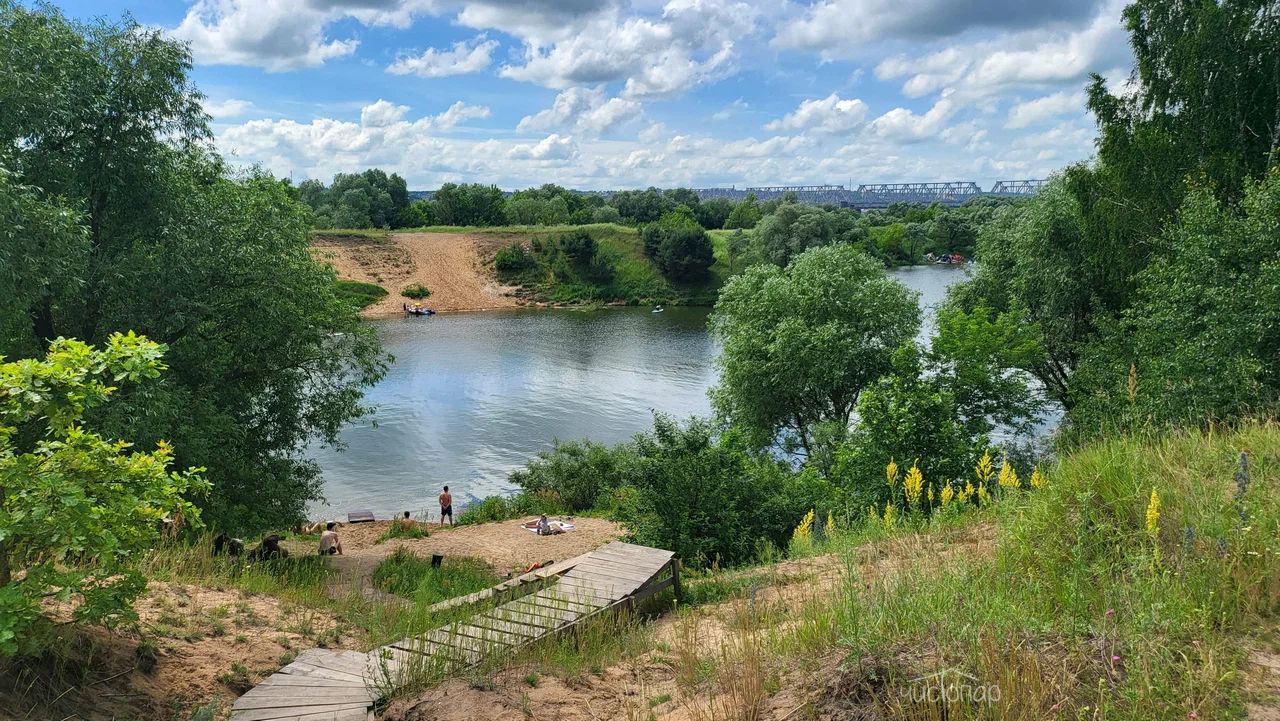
[371,549,499,605]
[757,422,1280,719]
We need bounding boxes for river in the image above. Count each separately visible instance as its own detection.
[309,265,971,518]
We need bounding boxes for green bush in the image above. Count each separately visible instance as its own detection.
[375,518,429,543]
[455,491,565,526]
[371,549,499,604]
[510,439,638,511]
[400,283,431,299]
[495,241,535,274]
[333,280,387,309]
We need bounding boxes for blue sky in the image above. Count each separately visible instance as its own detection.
[50,0,1132,191]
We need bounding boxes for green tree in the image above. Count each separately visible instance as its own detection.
[0,5,386,532]
[834,347,979,509]
[433,183,507,226]
[753,203,858,267]
[0,333,207,655]
[711,244,921,456]
[696,197,735,230]
[724,193,762,230]
[725,228,750,275]
[1071,173,1280,431]
[622,416,767,567]
[509,439,638,512]
[655,225,714,280]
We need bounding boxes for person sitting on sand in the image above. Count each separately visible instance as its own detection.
[246,533,289,562]
[318,522,343,556]
[536,515,564,536]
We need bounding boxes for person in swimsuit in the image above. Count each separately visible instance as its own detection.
[439,485,453,525]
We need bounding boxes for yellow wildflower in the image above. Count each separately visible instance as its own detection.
[825,510,835,539]
[927,483,935,505]
[1145,488,1160,539]
[883,501,895,529]
[904,462,924,507]
[997,457,1020,489]
[975,450,995,485]
[791,509,815,546]
[1030,466,1046,489]
[886,459,900,488]
[977,483,989,507]
[959,480,975,503]
[940,484,955,506]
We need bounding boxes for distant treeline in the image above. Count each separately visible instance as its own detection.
[298,174,1015,265]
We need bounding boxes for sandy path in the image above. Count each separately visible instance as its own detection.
[289,517,624,599]
[313,232,519,316]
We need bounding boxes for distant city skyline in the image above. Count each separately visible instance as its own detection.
[49,0,1130,189]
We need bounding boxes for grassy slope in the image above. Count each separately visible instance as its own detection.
[412,223,733,306]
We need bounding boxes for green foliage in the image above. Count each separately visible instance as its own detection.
[432,183,507,226]
[1071,173,1280,431]
[641,221,715,281]
[0,334,207,655]
[494,241,535,274]
[303,169,410,229]
[454,491,565,526]
[0,4,388,534]
[834,347,981,509]
[376,518,429,543]
[491,225,675,305]
[371,549,499,604]
[711,244,921,455]
[619,416,768,567]
[333,280,387,309]
[510,439,637,511]
[724,194,762,230]
[400,283,431,300]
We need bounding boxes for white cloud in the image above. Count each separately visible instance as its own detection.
[499,0,755,98]
[435,101,492,129]
[874,0,1130,100]
[508,133,579,160]
[204,98,254,118]
[361,99,409,127]
[170,0,358,71]
[774,0,1103,55]
[1005,91,1085,128]
[869,94,958,142]
[517,87,643,137]
[386,35,498,77]
[712,98,749,121]
[764,93,868,135]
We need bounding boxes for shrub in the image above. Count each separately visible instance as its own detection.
[333,279,387,309]
[371,549,499,604]
[558,229,598,264]
[510,439,638,511]
[495,241,535,274]
[401,283,431,299]
[591,206,622,224]
[655,225,714,280]
[455,491,565,525]
[376,518,429,543]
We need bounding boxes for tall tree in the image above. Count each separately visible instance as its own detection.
[0,4,385,532]
[711,244,920,456]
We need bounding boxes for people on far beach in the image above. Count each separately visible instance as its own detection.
[439,485,453,525]
[318,521,343,556]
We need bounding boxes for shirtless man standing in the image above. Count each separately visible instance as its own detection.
[439,485,453,525]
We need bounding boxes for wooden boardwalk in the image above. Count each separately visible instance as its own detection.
[230,541,677,721]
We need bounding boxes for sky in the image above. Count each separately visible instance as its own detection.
[49,0,1133,191]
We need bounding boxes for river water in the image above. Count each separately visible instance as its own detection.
[309,265,971,518]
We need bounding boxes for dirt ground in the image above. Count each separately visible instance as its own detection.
[8,582,353,721]
[312,232,519,316]
[382,526,997,721]
[304,517,624,599]
[3,518,621,721]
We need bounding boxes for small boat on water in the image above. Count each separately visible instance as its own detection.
[651,305,665,313]
[403,303,436,316]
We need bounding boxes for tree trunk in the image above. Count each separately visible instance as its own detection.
[0,486,9,587]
